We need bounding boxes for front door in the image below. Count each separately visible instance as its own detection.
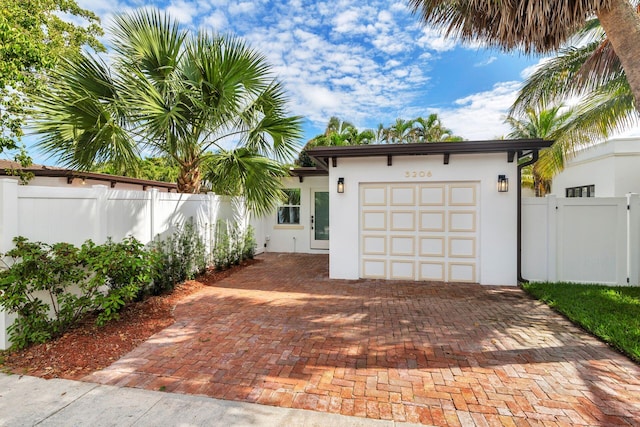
[311,189,329,249]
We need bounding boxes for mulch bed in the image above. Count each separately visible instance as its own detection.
[0,259,260,380]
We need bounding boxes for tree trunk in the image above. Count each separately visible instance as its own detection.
[176,161,201,193]
[597,0,640,113]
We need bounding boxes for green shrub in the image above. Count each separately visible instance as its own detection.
[149,218,207,295]
[213,220,232,270]
[82,237,155,324]
[0,236,155,349]
[212,220,256,270]
[242,225,256,260]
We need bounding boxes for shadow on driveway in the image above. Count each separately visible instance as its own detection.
[86,253,640,425]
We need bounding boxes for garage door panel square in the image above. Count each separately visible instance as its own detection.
[419,185,445,206]
[449,263,476,282]
[449,185,476,206]
[419,211,445,231]
[420,237,444,257]
[419,261,444,281]
[390,260,415,280]
[362,259,386,279]
[363,211,386,230]
[449,211,476,232]
[390,211,415,231]
[362,186,387,206]
[390,236,415,256]
[449,237,476,258]
[362,235,386,255]
[390,186,416,206]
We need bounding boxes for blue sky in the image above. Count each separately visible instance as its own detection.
[39,0,640,165]
[69,0,544,142]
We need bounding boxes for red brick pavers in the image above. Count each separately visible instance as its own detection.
[86,253,640,425]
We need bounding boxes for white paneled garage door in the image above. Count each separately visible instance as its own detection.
[360,182,479,282]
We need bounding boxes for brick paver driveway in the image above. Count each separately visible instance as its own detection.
[87,254,640,425]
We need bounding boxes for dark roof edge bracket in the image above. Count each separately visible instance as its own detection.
[507,151,516,163]
[387,155,392,166]
[331,157,337,167]
[443,153,450,165]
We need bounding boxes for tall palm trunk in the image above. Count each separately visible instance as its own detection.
[177,160,201,193]
[598,0,640,112]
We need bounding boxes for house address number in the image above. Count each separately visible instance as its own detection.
[404,170,432,178]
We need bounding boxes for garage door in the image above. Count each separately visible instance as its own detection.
[360,182,478,282]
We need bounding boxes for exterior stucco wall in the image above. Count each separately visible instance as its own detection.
[552,138,640,197]
[327,154,518,285]
[257,176,329,254]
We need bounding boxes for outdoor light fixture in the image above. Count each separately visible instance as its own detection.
[337,177,345,193]
[497,175,508,192]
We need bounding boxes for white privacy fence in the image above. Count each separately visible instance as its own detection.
[0,178,261,349]
[522,194,640,286]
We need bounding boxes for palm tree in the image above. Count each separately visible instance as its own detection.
[387,118,415,143]
[511,5,640,135]
[409,0,640,113]
[373,123,388,144]
[505,105,589,196]
[411,114,460,142]
[34,9,302,215]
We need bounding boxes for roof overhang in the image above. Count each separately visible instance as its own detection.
[306,139,553,170]
[288,166,328,182]
[0,167,178,191]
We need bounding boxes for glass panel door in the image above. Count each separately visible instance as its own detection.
[311,190,329,249]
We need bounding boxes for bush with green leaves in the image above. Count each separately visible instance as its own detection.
[82,237,156,324]
[213,220,256,270]
[149,219,207,295]
[0,236,156,349]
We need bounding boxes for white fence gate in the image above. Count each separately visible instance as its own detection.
[0,179,264,349]
[522,194,640,286]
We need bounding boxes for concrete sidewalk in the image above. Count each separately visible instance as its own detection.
[0,373,423,427]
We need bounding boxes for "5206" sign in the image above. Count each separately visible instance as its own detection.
[404,170,432,178]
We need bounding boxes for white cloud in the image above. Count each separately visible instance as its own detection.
[416,26,457,52]
[228,2,255,15]
[473,56,497,67]
[436,81,523,140]
[333,9,361,33]
[166,0,198,24]
[520,57,553,79]
[372,34,408,54]
[378,10,393,22]
[203,10,228,30]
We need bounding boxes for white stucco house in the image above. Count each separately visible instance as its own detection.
[253,140,551,286]
[551,137,640,198]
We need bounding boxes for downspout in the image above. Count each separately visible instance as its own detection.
[517,150,539,284]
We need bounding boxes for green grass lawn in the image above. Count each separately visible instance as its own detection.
[522,282,640,363]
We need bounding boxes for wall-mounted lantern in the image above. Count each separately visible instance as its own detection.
[337,177,345,193]
[497,175,508,192]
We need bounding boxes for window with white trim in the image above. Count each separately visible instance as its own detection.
[277,188,301,224]
[566,185,595,198]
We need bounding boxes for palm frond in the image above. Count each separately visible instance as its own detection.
[34,54,139,171]
[408,0,608,53]
[206,149,288,217]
